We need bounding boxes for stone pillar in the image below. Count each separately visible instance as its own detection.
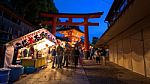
[84,17,90,59]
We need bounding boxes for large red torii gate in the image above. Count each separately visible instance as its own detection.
[40,12,103,59]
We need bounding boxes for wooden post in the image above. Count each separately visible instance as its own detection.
[84,17,90,59]
[52,17,57,35]
[69,18,72,23]
[141,29,147,77]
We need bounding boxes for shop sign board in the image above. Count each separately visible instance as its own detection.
[6,28,57,47]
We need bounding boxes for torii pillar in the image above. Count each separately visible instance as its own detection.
[40,12,103,59]
[84,17,90,59]
[52,17,57,35]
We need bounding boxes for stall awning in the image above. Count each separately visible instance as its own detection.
[4,28,57,67]
[6,28,57,47]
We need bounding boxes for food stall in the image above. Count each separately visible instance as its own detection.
[4,28,57,69]
[0,28,57,82]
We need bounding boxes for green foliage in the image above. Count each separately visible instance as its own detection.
[92,37,99,45]
[11,0,58,27]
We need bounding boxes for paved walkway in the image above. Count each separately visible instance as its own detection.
[14,59,150,84]
[83,60,150,84]
[14,64,89,84]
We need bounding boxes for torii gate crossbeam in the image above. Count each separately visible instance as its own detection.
[40,12,103,59]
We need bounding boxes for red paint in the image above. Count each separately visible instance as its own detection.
[40,12,103,52]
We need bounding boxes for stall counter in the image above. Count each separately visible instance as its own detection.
[21,57,46,68]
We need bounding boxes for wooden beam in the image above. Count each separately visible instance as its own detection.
[40,12,103,18]
[52,17,57,35]
[40,21,99,26]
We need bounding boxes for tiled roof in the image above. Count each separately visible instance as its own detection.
[56,26,84,33]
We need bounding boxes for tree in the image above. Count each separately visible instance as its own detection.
[91,37,99,45]
[11,0,58,27]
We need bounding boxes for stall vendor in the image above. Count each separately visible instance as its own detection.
[29,46,34,59]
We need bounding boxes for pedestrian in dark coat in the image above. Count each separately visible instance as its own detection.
[63,47,70,67]
[56,44,63,68]
[51,46,56,68]
[73,47,80,68]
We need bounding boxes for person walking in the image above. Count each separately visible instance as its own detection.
[56,44,63,68]
[70,47,75,65]
[95,49,101,64]
[73,46,80,68]
[90,47,95,60]
[51,46,56,68]
[79,48,84,65]
[100,47,106,65]
[63,47,70,67]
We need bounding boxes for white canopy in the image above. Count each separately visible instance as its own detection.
[4,28,57,67]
